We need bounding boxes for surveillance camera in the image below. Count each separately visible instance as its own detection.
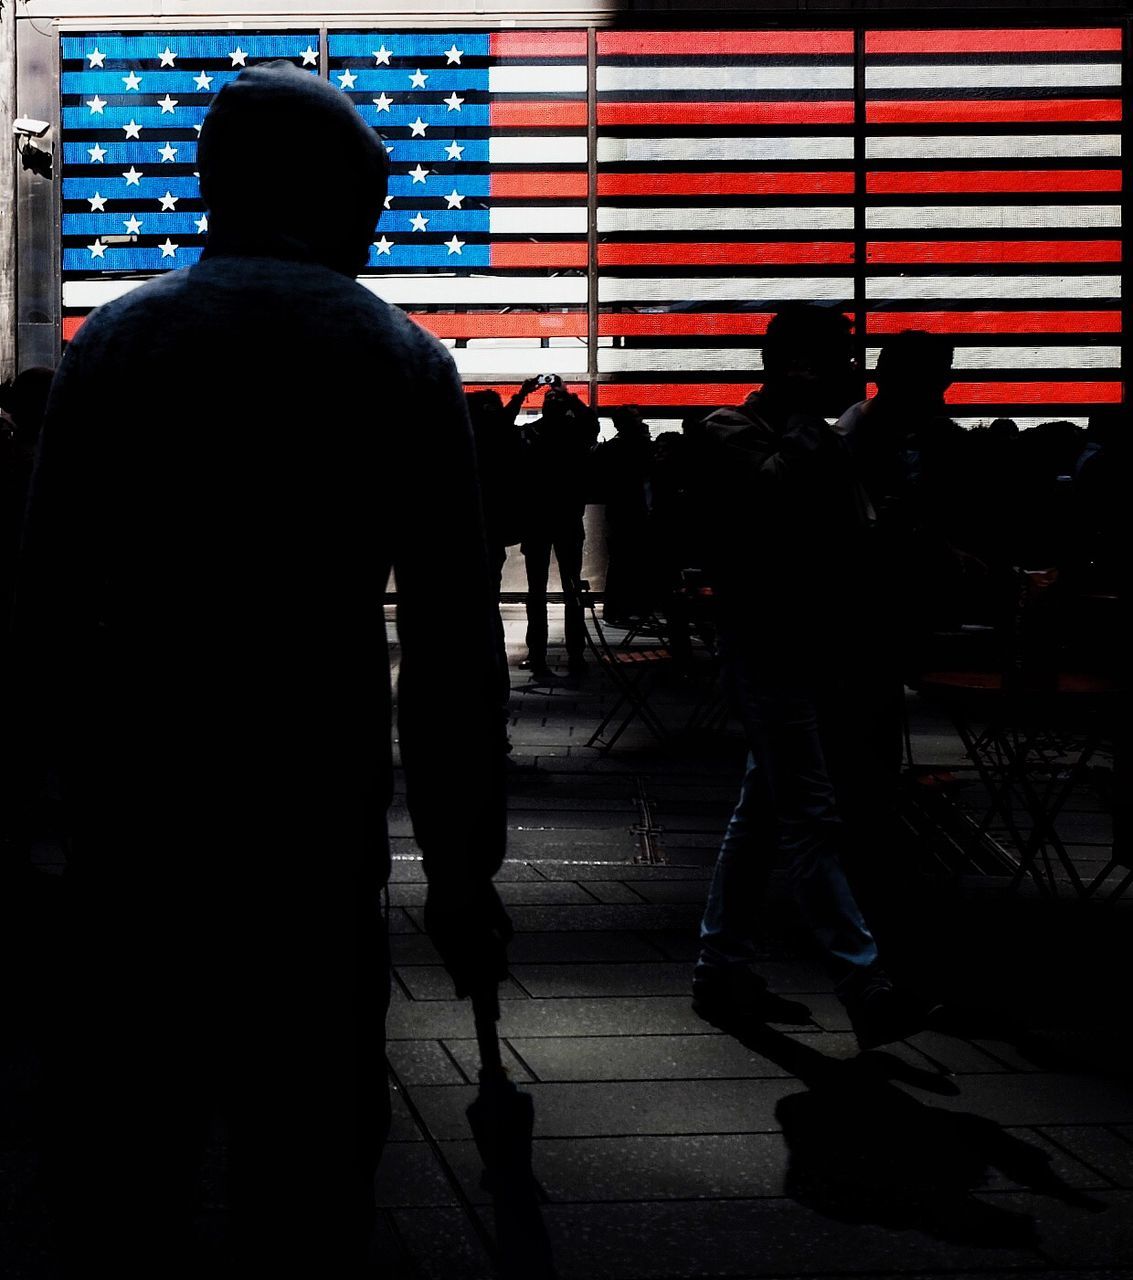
[13,118,51,139]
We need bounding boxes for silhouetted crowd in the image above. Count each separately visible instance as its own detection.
[1,58,1127,1280]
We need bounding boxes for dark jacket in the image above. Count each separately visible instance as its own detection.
[16,61,505,902]
[700,391,875,665]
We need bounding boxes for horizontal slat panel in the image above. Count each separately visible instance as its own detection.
[598,137,855,164]
[865,345,1121,370]
[599,207,855,233]
[598,66,854,92]
[866,134,1121,160]
[865,275,1120,300]
[865,205,1122,230]
[865,310,1122,334]
[600,277,854,304]
[865,63,1121,90]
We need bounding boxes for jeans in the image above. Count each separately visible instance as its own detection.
[698,644,881,996]
[521,518,586,668]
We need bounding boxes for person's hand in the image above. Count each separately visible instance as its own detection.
[424,879,513,998]
[519,377,540,395]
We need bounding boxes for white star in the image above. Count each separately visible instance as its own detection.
[444,45,464,65]
[159,191,179,210]
[300,46,319,67]
[159,47,177,67]
[444,188,464,209]
[409,116,428,137]
[408,68,428,89]
[444,140,465,161]
[410,212,429,232]
[383,195,393,209]
[123,215,143,234]
[373,46,392,65]
[87,192,107,211]
[230,48,247,67]
[122,166,143,185]
[159,143,178,163]
[384,145,394,155]
[158,95,178,115]
[373,235,394,255]
[443,92,464,112]
[159,238,178,259]
[193,124,203,135]
[87,48,106,68]
[195,214,209,234]
[85,95,107,115]
[193,70,213,91]
[122,71,142,91]
[444,235,465,256]
[88,143,107,163]
[372,92,393,112]
[88,239,107,259]
[408,163,429,184]
[122,119,142,139]
[338,70,357,90]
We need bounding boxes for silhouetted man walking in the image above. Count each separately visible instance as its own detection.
[17,62,509,1277]
[691,304,935,1051]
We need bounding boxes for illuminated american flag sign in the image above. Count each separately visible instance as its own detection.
[59,25,1125,425]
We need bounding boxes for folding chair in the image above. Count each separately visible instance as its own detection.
[568,577,673,753]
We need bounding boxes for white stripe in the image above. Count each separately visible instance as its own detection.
[597,65,853,92]
[866,133,1121,159]
[865,204,1123,229]
[951,416,1089,430]
[488,65,587,94]
[489,136,587,165]
[866,62,1121,90]
[452,347,589,376]
[866,274,1120,300]
[866,345,1122,370]
[598,136,854,164]
[598,206,855,233]
[62,276,590,309]
[63,279,141,308]
[361,275,588,305]
[599,276,853,304]
[489,206,588,235]
[600,348,765,374]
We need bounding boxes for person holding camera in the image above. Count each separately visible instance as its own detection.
[514,376,600,681]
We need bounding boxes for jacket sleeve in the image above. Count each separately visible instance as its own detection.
[391,343,507,887]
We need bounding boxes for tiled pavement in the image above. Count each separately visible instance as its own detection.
[375,607,1133,1279]
[3,606,1129,1279]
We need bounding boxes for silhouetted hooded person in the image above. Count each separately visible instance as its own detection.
[17,62,509,1277]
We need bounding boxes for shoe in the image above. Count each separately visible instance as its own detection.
[528,667,558,685]
[692,965,812,1026]
[847,985,942,1051]
[566,655,587,678]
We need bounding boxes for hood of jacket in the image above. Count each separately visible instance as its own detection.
[198,60,389,277]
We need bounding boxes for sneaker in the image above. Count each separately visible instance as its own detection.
[692,965,812,1026]
[848,985,941,1052]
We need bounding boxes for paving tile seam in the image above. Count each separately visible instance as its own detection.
[1026,1128,1126,1190]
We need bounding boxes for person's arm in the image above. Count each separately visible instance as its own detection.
[502,377,539,426]
[391,341,511,994]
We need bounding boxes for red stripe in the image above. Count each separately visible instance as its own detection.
[599,172,855,197]
[489,31,587,58]
[866,310,1122,334]
[63,316,85,340]
[490,242,589,269]
[598,32,854,57]
[599,241,855,267]
[868,99,1122,125]
[599,102,854,127]
[944,381,1122,405]
[599,384,757,408]
[490,101,587,128]
[866,28,1123,55]
[867,239,1122,265]
[412,313,587,339]
[868,170,1122,194]
[466,381,590,403]
[492,172,588,199]
[600,313,775,337]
